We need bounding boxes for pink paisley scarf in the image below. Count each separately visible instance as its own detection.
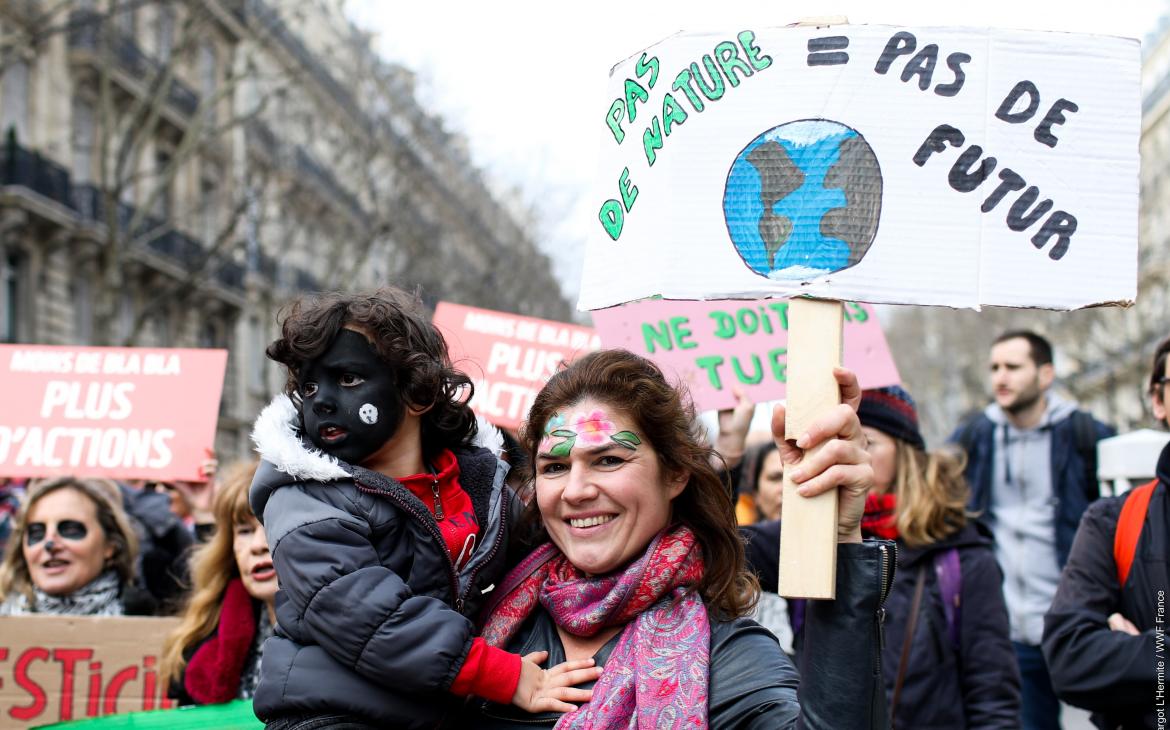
[481,526,710,729]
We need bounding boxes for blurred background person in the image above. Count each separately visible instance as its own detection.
[0,477,141,616]
[735,439,793,654]
[860,386,1021,729]
[162,460,274,706]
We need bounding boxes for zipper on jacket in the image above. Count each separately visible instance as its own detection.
[356,480,461,611]
[430,477,445,521]
[459,492,509,613]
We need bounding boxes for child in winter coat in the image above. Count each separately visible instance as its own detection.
[249,289,600,729]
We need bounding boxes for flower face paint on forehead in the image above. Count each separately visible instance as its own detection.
[539,408,642,457]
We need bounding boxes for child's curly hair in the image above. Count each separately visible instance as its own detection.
[266,288,477,458]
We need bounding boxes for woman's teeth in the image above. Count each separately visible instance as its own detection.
[569,515,615,529]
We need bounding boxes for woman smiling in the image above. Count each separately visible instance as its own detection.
[464,349,892,728]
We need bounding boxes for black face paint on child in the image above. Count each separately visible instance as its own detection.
[298,329,405,466]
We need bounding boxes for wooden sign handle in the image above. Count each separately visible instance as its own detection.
[778,298,844,599]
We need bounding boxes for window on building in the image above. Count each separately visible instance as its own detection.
[71,98,95,184]
[154,150,173,220]
[201,171,219,244]
[70,277,93,344]
[0,251,24,343]
[249,315,266,393]
[199,43,218,122]
[115,2,137,37]
[155,3,175,61]
[0,60,30,143]
[116,291,135,344]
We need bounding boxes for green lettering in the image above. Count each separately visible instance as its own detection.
[641,320,673,353]
[669,316,697,350]
[693,56,726,101]
[767,301,790,330]
[695,355,725,389]
[672,68,705,112]
[606,99,626,144]
[662,93,688,136]
[643,118,663,166]
[768,348,788,382]
[736,308,759,334]
[599,200,623,240]
[758,306,774,334]
[846,302,868,323]
[619,167,638,211]
[716,41,754,87]
[636,53,660,89]
[625,79,649,123]
[709,311,736,339]
[738,30,773,71]
[732,354,764,385]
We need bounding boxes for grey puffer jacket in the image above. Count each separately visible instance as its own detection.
[249,395,516,727]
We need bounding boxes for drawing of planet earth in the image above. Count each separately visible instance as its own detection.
[723,119,882,280]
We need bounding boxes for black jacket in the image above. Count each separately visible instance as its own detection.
[1042,440,1170,729]
[465,539,894,729]
[882,523,1020,729]
[248,395,516,727]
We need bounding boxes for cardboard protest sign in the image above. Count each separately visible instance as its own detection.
[0,345,227,481]
[0,615,179,727]
[433,302,600,431]
[580,25,1139,311]
[592,298,899,411]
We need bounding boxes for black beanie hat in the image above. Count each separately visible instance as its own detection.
[858,386,926,451]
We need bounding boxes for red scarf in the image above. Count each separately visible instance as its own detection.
[862,493,898,540]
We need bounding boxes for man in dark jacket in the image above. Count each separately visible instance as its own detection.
[1043,335,1170,729]
[950,330,1115,730]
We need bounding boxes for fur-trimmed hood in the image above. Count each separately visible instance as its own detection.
[251,394,350,483]
[248,394,508,526]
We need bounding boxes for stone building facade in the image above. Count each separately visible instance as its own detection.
[0,0,571,459]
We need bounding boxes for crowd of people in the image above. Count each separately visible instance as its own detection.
[0,287,1165,730]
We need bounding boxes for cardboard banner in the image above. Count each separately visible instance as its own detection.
[0,615,179,728]
[433,302,601,431]
[593,298,900,411]
[580,25,1139,311]
[0,345,227,481]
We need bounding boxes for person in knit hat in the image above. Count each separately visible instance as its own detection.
[858,386,1022,730]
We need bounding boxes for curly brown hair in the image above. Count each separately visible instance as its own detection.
[519,349,759,619]
[266,288,477,459]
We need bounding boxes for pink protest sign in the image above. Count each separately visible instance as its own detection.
[591,299,900,411]
[433,302,601,431]
[0,345,227,481]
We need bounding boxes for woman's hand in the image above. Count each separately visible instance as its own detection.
[511,651,602,713]
[771,367,872,544]
[713,387,755,468]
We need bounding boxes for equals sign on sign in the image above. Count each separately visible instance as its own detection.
[807,36,849,66]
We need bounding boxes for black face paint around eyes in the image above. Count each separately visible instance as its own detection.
[26,523,46,546]
[58,520,89,540]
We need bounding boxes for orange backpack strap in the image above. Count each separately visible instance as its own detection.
[1114,479,1158,587]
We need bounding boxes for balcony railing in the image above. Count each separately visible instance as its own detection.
[66,10,200,118]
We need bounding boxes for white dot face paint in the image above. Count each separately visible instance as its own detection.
[358,403,379,425]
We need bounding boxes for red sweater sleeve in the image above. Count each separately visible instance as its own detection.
[449,637,521,704]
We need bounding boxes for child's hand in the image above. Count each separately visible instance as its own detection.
[510,650,602,713]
